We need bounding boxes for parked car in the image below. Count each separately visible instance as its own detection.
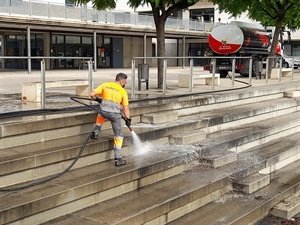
[282,55,300,69]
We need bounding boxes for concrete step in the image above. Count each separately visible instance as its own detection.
[197,110,300,157]
[168,158,300,225]
[141,110,178,124]
[210,131,300,185]
[175,87,287,117]
[232,131,300,193]
[3,128,297,224]
[270,190,300,220]
[0,111,96,149]
[0,146,197,225]
[233,172,271,194]
[40,135,300,225]
[170,129,206,144]
[34,131,300,225]
[1,85,297,149]
[41,172,231,225]
[1,98,299,188]
[0,84,299,225]
[0,119,201,188]
[186,97,300,134]
[284,90,300,98]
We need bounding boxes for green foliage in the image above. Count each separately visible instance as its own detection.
[211,0,300,30]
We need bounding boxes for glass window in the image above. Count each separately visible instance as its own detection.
[6,35,16,56]
[52,35,64,44]
[66,35,80,44]
[16,35,26,56]
[82,36,92,44]
[104,37,111,44]
[31,34,44,57]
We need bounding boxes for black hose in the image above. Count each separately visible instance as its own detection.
[70,96,99,111]
[227,73,252,86]
[0,132,92,192]
[0,97,98,192]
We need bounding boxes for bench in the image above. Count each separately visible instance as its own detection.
[22,80,89,102]
[178,73,220,88]
[270,68,292,79]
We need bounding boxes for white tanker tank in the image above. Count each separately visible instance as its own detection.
[206,22,271,77]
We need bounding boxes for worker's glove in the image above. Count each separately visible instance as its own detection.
[94,97,102,104]
[122,116,131,128]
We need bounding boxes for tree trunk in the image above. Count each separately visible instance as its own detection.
[267,26,281,77]
[156,18,166,89]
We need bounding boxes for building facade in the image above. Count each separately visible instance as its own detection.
[0,0,299,71]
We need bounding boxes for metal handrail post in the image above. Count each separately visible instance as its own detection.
[189,59,193,92]
[27,25,31,74]
[279,58,282,82]
[163,59,167,95]
[93,31,97,72]
[265,58,269,84]
[41,59,46,109]
[231,58,236,88]
[211,58,215,90]
[291,58,295,81]
[88,60,93,93]
[249,58,253,85]
[182,36,186,68]
[131,60,136,100]
[212,58,216,89]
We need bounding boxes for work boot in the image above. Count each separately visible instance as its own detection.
[90,132,98,140]
[91,125,101,140]
[115,158,126,166]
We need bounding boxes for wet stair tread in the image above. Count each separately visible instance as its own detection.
[40,168,231,225]
[0,111,92,125]
[0,146,196,211]
[0,132,112,175]
[1,102,298,163]
[168,159,300,225]
[239,131,300,162]
[0,111,95,136]
[193,110,300,149]
[183,97,299,122]
[0,119,197,162]
[38,138,300,225]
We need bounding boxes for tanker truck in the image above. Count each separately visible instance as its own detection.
[205,21,271,77]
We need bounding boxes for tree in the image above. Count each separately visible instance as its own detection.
[210,0,300,73]
[72,0,199,88]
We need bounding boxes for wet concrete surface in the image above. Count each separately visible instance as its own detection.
[256,214,300,225]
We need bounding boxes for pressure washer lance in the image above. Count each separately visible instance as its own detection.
[122,115,132,131]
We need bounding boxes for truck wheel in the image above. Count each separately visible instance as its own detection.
[219,70,228,78]
[284,62,289,68]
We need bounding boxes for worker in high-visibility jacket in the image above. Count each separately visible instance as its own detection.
[89,73,131,166]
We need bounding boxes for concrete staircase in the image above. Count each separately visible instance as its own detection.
[0,82,300,225]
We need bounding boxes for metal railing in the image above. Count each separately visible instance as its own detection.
[0,56,93,109]
[0,55,297,109]
[0,0,214,32]
[130,56,296,100]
